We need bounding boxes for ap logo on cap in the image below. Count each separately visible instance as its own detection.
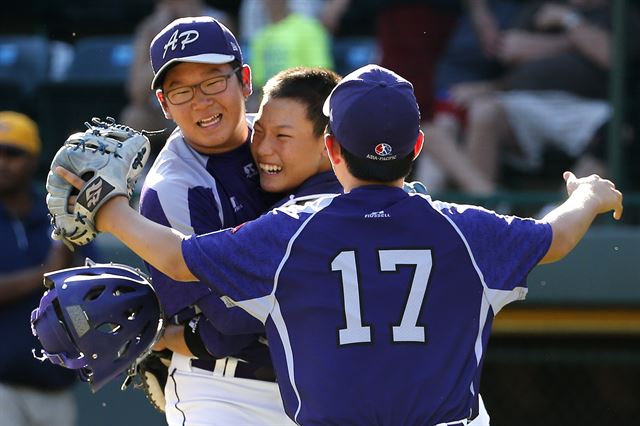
[163,29,200,58]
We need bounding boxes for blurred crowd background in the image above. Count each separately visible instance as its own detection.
[1,0,639,217]
[1,1,639,425]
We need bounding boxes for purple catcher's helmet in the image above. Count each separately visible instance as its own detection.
[30,260,164,392]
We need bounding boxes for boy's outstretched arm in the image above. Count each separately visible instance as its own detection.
[56,166,197,282]
[539,172,623,264]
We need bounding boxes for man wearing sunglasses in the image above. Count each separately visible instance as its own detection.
[0,112,78,426]
[137,16,292,426]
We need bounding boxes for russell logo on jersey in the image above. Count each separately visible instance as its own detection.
[364,210,391,218]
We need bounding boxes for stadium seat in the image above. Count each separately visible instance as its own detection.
[0,81,31,113]
[0,35,49,93]
[63,36,133,83]
[34,81,128,179]
[42,0,154,41]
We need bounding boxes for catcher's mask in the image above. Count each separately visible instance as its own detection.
[30,260,164,392]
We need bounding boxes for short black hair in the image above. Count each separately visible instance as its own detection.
[262,67,341,138]
[230,59,243,84]
[326,124,414,182]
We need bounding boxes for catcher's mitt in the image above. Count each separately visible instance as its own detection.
[46,117,151,248]
[128,349,172,413]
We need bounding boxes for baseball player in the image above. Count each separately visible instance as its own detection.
[55,64,622,425]
[136,16,291,425]
[154,64,342,372]
[251,64,492,423]
[252,67,342,204]
[150,64,504,425]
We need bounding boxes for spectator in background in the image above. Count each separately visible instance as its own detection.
[320,0,381,76]
[248,0,333,110]
[413,0,523,192]
[238,0,324,47]
[418,0,639,196]
[120,0,232,156]
[321,0,379,39]
[0,112,77,426]
[464,0,638,193]
[376,1,461,121]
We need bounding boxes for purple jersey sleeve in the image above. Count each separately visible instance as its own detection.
[139,185,214,317]
[182,204,320,328]
[431,199,552,312]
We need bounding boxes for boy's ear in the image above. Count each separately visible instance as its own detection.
[241,65,253,98]
[413,130,425,159]
[324,134,342,165]
[155,90,172,120]
[320,136,330,160]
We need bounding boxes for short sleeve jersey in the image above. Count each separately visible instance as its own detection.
[139,126,272,347]
[183,185,552,425]
[0,191,76,389]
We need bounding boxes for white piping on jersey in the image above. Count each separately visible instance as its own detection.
[273,194,339,219]
[220,197,339,323]
[279,193,339,208]
[421,195,491,372]
[215,195,338,422]
[270,300,303,425]
[143,130,225,234]
[209,177,225,229]
[268,195,337,424]
[175,133,225,228]
[214,197,339,324]
[418,193,527,403]
[422,195,528,313]
[470,295,491,398]
[225,294,273,324]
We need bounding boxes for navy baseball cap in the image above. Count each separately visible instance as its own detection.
[323,64,420,161]
[150,16,243,90]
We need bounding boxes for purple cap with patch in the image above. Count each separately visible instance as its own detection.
[150,16,242,90]
[322,64,420,161]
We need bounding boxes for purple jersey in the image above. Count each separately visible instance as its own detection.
[273,170,342,208]
[139,127,273,354]
[182,186,552,425]
[197,170,341,336]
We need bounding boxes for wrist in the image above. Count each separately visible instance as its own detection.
[95,195,129,232]
[572,185,602,215]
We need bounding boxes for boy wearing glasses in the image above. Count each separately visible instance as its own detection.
[139,17,292,426]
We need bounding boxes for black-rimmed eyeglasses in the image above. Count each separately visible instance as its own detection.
[164,67,241,105]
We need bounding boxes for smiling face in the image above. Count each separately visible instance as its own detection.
[157,62,252,154]
[251,97,331,194]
